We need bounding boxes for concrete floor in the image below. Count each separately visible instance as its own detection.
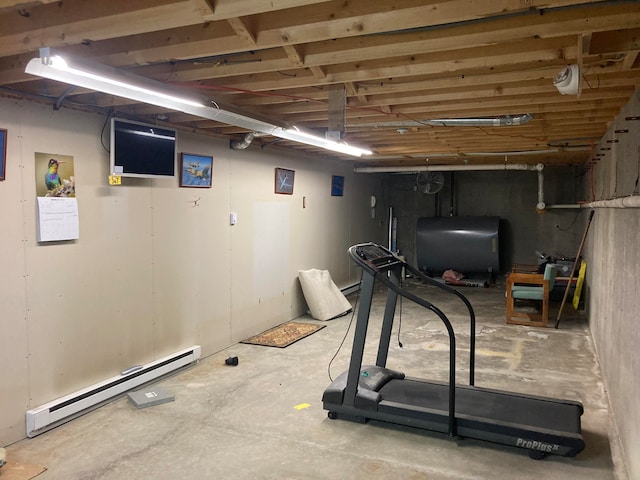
[5,279,623,479]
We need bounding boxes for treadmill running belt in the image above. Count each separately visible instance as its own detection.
[379,379,581,433]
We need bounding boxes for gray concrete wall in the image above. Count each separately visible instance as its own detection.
[385,165,584,276]
[582,88,640,480]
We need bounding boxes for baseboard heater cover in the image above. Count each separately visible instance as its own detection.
[340,282,360,296]
[26,345,201,437]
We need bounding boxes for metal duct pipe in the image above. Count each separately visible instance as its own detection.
[355,163,542,173]
[229,132,255,150]
[349,114,533,129]
[427,114,533,127]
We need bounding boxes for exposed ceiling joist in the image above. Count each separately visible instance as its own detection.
[1,0,639,166]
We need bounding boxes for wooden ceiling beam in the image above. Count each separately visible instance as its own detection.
[206,0,332,20]
[622,51,640,70]
[259,73,640,115]
[134,34,575,84]
[282,45,304,67]
[0,0,217,57]
[281,92,631,123]
[226,17,257,46]
[1,0,637,165]
[299,5,640,66]
[4,3,639,86]
[246,0,606,48]
[589,28,640,55]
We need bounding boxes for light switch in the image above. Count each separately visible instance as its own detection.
[230,212,238,225]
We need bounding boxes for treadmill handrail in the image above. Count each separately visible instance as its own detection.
[375,273,458,437]
[348,243,477,385]
[403,262,476,386]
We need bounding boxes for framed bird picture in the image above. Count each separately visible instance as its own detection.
[35,152,75,197]
[0,128,6,181]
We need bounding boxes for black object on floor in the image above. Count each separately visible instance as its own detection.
[225,356,239,366]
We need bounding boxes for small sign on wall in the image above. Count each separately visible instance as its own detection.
[108,175,122,185]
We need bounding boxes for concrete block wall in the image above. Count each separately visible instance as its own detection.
[385,165,584,276]
[582,87,640,480]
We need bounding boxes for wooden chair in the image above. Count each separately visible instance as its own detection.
[510,263,540,274]
[506,264,557,327]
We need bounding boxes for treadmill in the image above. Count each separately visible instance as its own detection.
[322,242,585,459]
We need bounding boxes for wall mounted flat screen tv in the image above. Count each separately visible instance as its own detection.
[110,118,176,178]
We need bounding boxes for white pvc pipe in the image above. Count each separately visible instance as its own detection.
[580,196,640,208]
[358,162,546,211]
[546,204,582,209]
[547,196,640,209]
[537,164,545,211]
[354,163,541,173]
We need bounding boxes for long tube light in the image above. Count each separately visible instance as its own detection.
[272,126,372,156]
[25,48,372,157]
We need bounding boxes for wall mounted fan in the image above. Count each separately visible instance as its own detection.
[415,171,445,194]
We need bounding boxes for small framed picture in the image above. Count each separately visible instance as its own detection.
[180,153,213,188]
[275,167,295,195]
[331,175,344,196]
[0,128,7,181]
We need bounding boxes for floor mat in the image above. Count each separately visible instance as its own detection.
[241,322,325,348]
[0,460,47,480]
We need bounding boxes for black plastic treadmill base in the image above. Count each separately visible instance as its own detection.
[325,398,584,457]
[323,372,585,458]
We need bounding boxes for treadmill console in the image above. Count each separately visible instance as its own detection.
[350,243,403,273]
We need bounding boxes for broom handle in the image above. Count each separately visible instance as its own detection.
[555,210,594,328]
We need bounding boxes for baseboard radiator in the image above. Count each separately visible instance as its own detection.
[26,345,201,437]
[340,282,361,296]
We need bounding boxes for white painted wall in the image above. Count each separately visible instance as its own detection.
[582,87,640,480]
[0,97,386,445]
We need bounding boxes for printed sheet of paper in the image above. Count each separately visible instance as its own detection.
[37,197,80,242]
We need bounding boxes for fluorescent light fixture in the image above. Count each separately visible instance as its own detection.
[272,126,373,157]
[25,48,372,157]
[25,49,206,111]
